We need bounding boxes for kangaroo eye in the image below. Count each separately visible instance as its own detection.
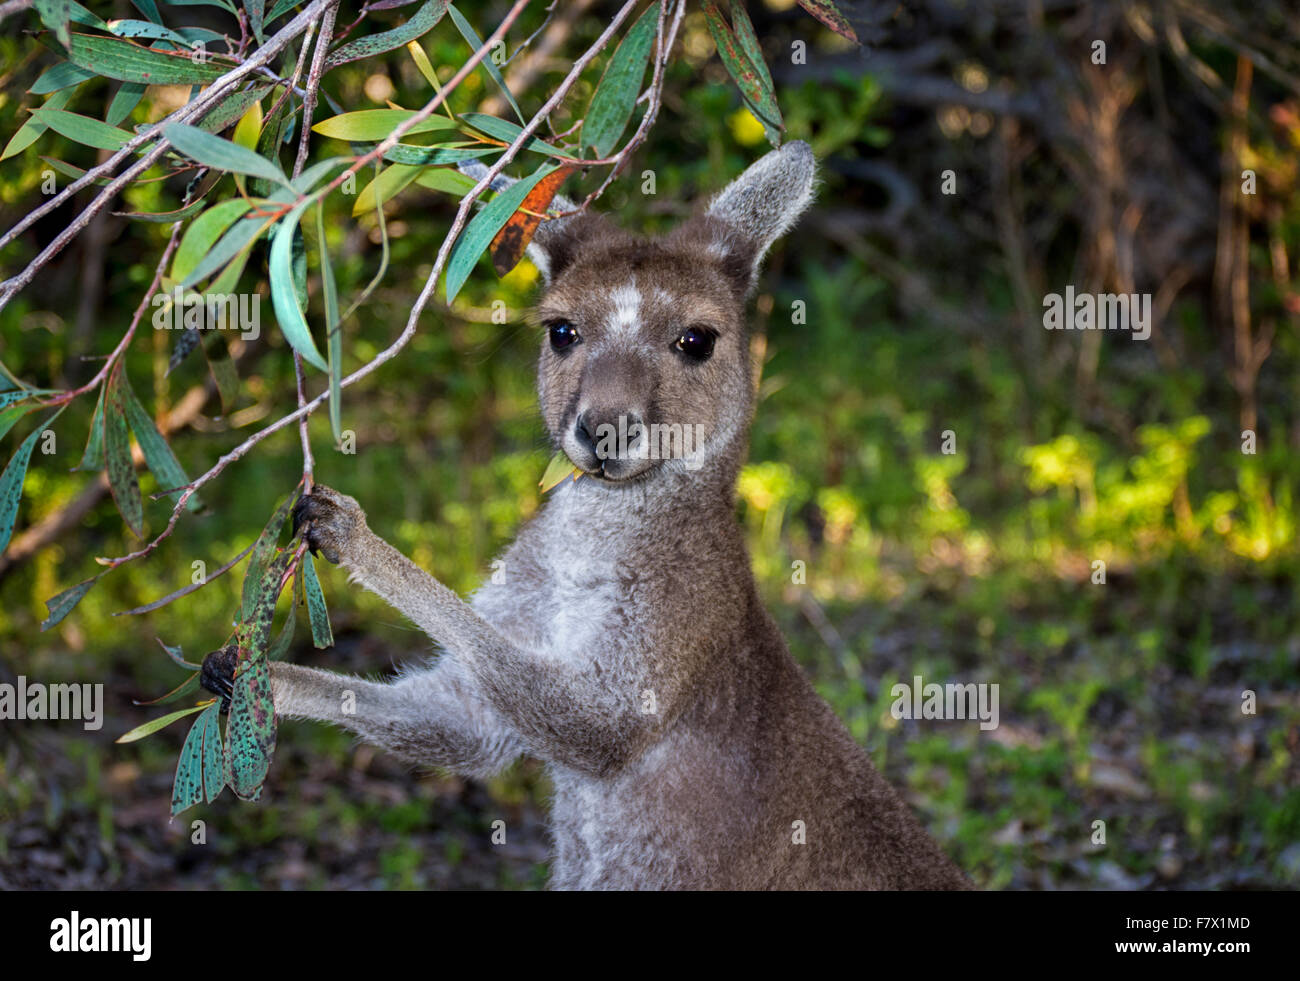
[674,326,716,361]
[548,322,580,352]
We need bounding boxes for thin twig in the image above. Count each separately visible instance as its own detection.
[113,541,258,616]
[290,3,338,491]
[561,0,686,216]
[293,2,338,180]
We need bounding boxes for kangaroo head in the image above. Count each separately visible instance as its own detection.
[529,141,816,484]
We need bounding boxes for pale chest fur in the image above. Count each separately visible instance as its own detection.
[468,482,733,888]
[470,480,652,663]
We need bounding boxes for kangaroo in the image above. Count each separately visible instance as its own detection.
[202,141,970,890]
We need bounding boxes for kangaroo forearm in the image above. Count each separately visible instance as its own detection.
[269,662,520,776]
[338,528,471,642]
[456,642,659,776]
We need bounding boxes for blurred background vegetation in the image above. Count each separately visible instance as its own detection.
[1,0,1298,889]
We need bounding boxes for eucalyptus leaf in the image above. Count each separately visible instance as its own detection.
[301,550,333,648]
[116,700,212,743]
[104,367,143,536]
[0,405,66,553]
[324,0,450,71]
[583,2,659,158]
[445,162,557,303]
[40,573,102,632]
[269,201,329,371]
[311,109,460,142]
[67,32,226,85]
[164,122,290,187]
[30,108,131,150]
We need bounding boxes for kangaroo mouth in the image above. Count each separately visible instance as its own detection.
[582,455,658,483]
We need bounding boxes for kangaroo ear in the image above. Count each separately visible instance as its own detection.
[526,212,609,285]
[687,140,816,294]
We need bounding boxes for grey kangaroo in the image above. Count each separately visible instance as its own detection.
[203,141,969,890]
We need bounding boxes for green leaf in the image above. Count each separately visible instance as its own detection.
[795,0,859,43]
[250,84,291,196]
[290,156,351,193]
[311,108,460,142]
[197,83,274,136]
[108,19,197,47]
[316,203,343,445]
[121,375,201,511]
[301,550,333,648]
[583,2,659,158]
[269,201,329,371]
[241,545,293,658]
[40,573,102,631]
[241,491,299,624]
[104,366,143,536]
[447,3,524,123]
[445,161,558,303]
[265,0,300,24]
[35,0,72,48]
[116,196,210,223]
[0,404,34,443]
[240,491,297,621]
[30,108,132,150]
[36,155,106,183]
[268,570,298,660]
[728,1,774,95]
[106,82,147,128]
[159,637,201,670]
[382,143,496,167]
[74,383,104,471]
[29,61,93,95]
[201,701,224,802]
[172,199,253,282]
[223,659,275,800]
[179,210,276,288]
[460,113,577,159]
[351,161,421,216]
[407,37,442,90]
[171,708,207,815]
[2,87,76,161]
[116,700,212,743]
[231,97,263,150]
[134,671,200,706]
[246,0,265,43]
[0,405,66,553]
[128,0,161,22]
[325,0,451,71]
[539,449,581,492]
[164,122,291,187]
[0,388,59,409]
[201,329,241,412]
[67,32,226,85]
[412,166,479,197]
[701,1,783,145]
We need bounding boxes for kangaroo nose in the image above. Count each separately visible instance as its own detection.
[575,410,644,461]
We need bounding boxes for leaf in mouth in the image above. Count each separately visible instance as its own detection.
[539,450,582,493]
